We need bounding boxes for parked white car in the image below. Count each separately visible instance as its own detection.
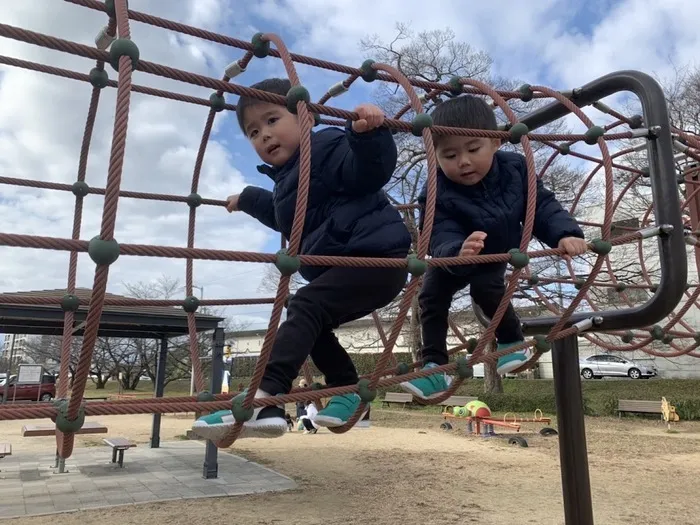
[579,354,658,380]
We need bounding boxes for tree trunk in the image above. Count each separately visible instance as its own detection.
[483,340,503,394]
[94,374,108,389]
[409,294,422,362]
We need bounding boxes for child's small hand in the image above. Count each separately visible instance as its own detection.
[558,236,588,261]
[225,194,240,213]
[459,231,487,256]
[352,103,385,133]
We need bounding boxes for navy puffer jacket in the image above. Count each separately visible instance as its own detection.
[238,125,412,282]
[418,150,584,276]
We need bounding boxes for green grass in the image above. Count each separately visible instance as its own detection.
[84,376,700,421]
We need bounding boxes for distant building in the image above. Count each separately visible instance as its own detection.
[2,333,31,364]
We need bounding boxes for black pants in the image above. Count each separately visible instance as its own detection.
[301,417,316,431]
[418,263,523,366]
[260,266,408,396]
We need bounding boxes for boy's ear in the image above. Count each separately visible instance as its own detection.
[491,138,502,150]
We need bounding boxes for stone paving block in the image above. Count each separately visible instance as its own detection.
[8,441,296,518]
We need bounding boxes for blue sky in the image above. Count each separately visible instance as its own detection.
[0,0,698,338]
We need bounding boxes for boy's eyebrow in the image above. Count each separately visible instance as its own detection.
[244,108,279,134]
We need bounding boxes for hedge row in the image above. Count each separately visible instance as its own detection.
[229,352,419,378]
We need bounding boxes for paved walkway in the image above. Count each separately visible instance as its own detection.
[0,440,296,519]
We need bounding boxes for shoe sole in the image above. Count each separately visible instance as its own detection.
[191,417,287,442]
[314,408,369,428]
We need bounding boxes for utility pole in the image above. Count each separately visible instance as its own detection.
[2,335,16,404]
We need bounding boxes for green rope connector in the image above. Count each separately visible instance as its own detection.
[104,0,120,19]
[286,85,310,114]
[533,335,551,353]
[406,253,428,276]
[559,144,570,155]
[357,378,377,403]
[508,248,529,269]
[621,331,634,343]
[55,400,85,434]
[109,38,140,72]
[518,83,534,102]
[312,113,321,126]
[527,274,540,285]
[508,122,529,144]
[186,193,203,208]
[686,283,693,291]
[411,113,433,137]
[209,93,226,112]
[251,32,270,58]
[640,166,650,177]
[615,283,627,292]
[87,236,120,266]
[650,325,664,340]
[311,382,324,390]
[359,59,377,82]
[89,67,109,89]
[447,76,462,96]
[584,125,605,145]
[650,284,658,293]
[694,332,700,345]
[231,392,254,422]
[182,296,200,313]
[590,238,612,256]
[71,180,90,198]
[662,334,674,345]
[60,294,80,312]
[275,248,301,276]
[467,338,478,353]
[574,278,586,290]
[397,363,410,375]
[197,391,215,402]
[455,356,473,379]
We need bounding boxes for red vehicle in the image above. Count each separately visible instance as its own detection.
[0,374,56,402]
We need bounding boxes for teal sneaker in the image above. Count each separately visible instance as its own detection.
[191,391,287,441]
[399,362,452,400]
[314,393,368,428]
[496,341,532,375]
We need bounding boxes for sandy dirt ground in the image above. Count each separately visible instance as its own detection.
[0,408,696,525]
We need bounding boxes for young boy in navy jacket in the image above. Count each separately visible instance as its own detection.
[401,95,587,401]
[192,78,411,440]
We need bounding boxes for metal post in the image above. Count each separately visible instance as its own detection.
[552,335,594,525]
[203,326,224,479]
[150,336,168,448]
[2,334,16,404]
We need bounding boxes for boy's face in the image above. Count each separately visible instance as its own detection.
[435,135,501,186]
[243,102,300,167]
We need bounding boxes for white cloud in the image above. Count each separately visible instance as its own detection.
[2,0,700,339]
[0,0,277,331]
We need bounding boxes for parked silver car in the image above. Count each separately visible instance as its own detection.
[579,354,658,379]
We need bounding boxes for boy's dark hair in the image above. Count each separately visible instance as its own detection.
[430,95,497,144]
[236,77,292,133]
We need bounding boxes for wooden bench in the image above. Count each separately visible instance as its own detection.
[382,392,413,408]
[0,443,11,459]
[21,421,109,437]
[103,437,136,468]
[440,396,478,409]
[617,399,663,418]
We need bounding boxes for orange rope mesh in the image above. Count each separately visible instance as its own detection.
[0,0,695,458]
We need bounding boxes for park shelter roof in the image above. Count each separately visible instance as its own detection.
[0,288,223,339]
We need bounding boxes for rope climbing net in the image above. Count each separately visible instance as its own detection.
[0,0,695,455]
